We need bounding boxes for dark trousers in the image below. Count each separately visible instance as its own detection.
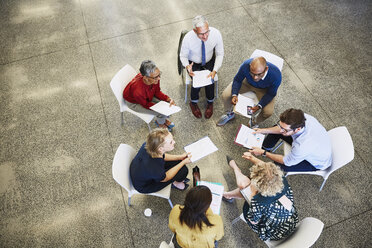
[190,59,215,103]
[143,160,188,193]
[263,134,319,172]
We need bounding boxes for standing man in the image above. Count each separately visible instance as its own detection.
[250,108,332,172]
[180,15,224,119]
[123,60,176,131]
[217,57,281,126]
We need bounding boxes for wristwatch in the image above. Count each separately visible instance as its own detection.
[262,150,267,157]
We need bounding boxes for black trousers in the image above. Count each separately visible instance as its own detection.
[190,59,215,102]
[263,134,319,172]
[148,160,189,193]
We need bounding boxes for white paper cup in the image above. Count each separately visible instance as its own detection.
[144,208,152,217]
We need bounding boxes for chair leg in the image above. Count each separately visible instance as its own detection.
[128,197,131,206]
[319,178,327,192]
[271,141,284,153]
[185,83,188,103]
[121,112,124,126]
[232,216,242,225]
[168,199,174,208]
[215,80,218,99]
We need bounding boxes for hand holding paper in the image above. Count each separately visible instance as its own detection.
[192,70,213,88]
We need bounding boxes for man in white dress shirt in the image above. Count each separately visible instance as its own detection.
[180,15,224,119]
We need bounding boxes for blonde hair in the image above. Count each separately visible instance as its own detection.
[250,162,284,197]
[145,128,170,158]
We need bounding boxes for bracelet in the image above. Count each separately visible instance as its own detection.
[262,150,267,157]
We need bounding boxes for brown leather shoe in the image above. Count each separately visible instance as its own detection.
[189,102,202,118]
[204,102,213,119]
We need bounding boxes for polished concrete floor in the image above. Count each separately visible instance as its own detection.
[0,0,371,247]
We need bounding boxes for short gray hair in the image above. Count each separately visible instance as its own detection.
[139,60,157,77]
[192,15,208,29]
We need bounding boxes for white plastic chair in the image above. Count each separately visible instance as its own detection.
[265,217,324,248]
[112,144,173,208]
[159,234,175,248]
[285,126,354,191]
[238,49,283,126]
[110,64,155,131]
[234,214,324,248]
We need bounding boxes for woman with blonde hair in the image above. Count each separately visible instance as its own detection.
[169,186,224,248]
[223,152,298,242]
[130,128,191,192]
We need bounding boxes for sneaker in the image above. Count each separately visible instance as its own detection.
[217,112,235,126]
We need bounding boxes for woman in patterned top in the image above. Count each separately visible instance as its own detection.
[223,152,298,242]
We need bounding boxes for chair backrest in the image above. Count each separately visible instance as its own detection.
[110,64,137,112]
[268,217,324,248]
[112,144,136,193]
[249,49,284,72]
[327,126,354,173]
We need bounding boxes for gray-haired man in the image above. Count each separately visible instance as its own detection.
[180,15,224,119]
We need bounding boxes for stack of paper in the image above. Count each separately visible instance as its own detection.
[235,124,265,148]
[184,136,218,162]
[234,94,257,118]
[196,181,224,215]
[150,101,181,116]
[192,70,213,88]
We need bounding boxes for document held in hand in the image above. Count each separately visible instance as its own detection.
[150,101,181,116]
[184,136,218,162]
[197,181,224,215]
[234,94,257,118]
[235,124,265,148]
[192,70,213,88]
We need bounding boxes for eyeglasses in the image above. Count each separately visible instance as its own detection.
[276,121,293,133]
[148,72,162,80]
[197,29,210,37]
[249,69,266,78]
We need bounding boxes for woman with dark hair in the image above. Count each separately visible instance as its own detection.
[169,186,224,248]
[130,128,191,192]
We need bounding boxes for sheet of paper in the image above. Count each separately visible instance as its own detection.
[149,101,181,116]
[235,124,265,148]
[197,181,224,215]
[234,94,256,118]
[192,70,213,88]
[184,136,218,162]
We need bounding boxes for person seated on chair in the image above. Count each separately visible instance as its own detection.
[217,56,282,127]
[169,186,224,248]
[250,108,332,172]
[180,15,224,119]
[223,154,298,242]
[123,60,176,131]
[130,128,191,192]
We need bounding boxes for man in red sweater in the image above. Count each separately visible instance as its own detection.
[123,60,176,130]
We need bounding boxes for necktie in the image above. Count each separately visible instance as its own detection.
[201,41,206,66]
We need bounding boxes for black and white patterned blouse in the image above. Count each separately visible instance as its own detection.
[243,177,299,241]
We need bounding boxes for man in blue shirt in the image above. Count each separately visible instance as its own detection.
[250,108,332,172]
[217,57,281,126]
